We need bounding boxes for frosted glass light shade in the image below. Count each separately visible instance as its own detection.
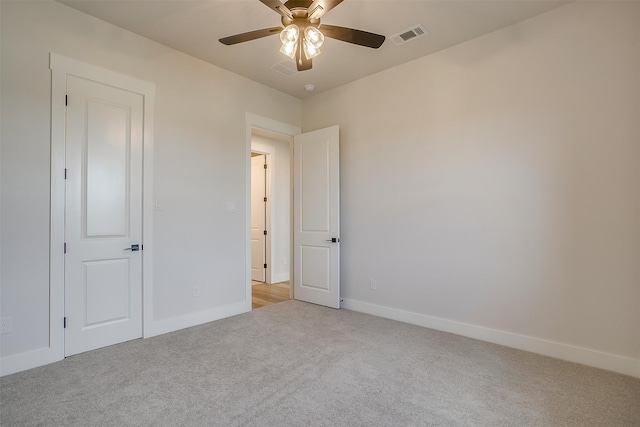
[280,24,299,44]
[280,41,297,59]
[304,26,324,48]
[303,40,321,59]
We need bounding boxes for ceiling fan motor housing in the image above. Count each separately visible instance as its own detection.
[281,0,321,29]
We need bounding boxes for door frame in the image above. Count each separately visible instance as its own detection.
[50,53,155,362]
[250,151,271,283]
[245,113,300,305]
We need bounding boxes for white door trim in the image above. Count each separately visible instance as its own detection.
[245,113,300,307]
[48,54,155,368]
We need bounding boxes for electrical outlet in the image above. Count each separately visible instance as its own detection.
[370,279,377,290]
[193,286,200,298]
[0,317,13,335]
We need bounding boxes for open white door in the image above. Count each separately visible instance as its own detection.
[293,126,340,308]
[250,154,267,282]
[64,75,143,356]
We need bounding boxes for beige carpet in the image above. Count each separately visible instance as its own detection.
[1,300,639,426]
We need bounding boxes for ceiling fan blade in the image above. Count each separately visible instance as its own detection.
[296,41,312,71]
[259,0,293,20]
[306,0,344,20]
[320,25,385,49]
[219,27,282,45]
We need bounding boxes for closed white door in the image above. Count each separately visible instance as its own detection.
[293,126,340,308]
[64,75,143,356]
[251,154,267,282]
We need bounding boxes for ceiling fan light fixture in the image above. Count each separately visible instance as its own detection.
[280,40,298,59]
[304,26,324,48]
[280,24,299,44]
[302,26,324,60]
[280,24,300,60]
[303,40,321,60]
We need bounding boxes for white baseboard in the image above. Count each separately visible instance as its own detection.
[2,302,250,376]
[6,299,636,379]
[341,298,640,379]
[1,346,63,377]
[144,301,249,338]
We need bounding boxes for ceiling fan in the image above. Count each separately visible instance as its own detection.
[219,0,385,71]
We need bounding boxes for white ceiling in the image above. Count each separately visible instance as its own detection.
[60,0,570,99]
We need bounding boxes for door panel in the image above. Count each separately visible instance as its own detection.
[85,100,129,237]
[293,126,340,308]
[65,75,143,356]
[84,259,130,326]
[300,141,329,232]
[251,154,267,282]
[300,246,330,290]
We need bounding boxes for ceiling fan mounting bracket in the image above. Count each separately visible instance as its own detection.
[283,0,315,12]
[281,0,320,26]
[281,16,320,29]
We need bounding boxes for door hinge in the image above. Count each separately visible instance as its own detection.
[264,263,267,269]
[64,242,67,254]
[64,168,67,179]
[65,95,68,106]
[263,197,267,202]
[63,317,67,328]
[263,163,267,169]
[263,230,267,236]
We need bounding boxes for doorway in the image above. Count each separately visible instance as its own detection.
[245,115,341,311]
[250,127,293,309]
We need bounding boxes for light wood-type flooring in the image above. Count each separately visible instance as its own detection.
[252,281,291,310]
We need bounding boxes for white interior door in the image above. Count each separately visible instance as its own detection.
[64,75,143,356]
[251,154,267,282]
[293,126,340,308]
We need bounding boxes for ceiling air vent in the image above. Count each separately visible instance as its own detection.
[270,60,297,77]
[391,25,428,46]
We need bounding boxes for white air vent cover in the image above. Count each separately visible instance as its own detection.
[270,60,297,77]
[391,24,428,46]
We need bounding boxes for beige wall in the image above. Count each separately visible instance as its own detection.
[303,1,640,367]
[0,1,301,360]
